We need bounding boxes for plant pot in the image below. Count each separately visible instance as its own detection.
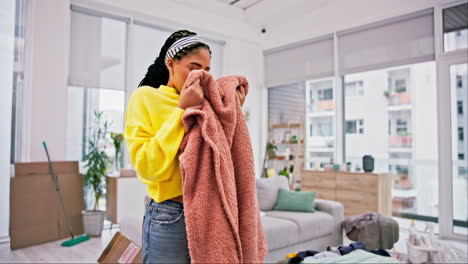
[82,210,106,237]
[267,149,276,159]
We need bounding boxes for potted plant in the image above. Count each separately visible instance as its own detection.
[82,111,112,237]
[289,135,298,144]
[266,142,278,159]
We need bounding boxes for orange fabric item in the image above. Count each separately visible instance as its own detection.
[179,70,267,263]
[286,252,298,259]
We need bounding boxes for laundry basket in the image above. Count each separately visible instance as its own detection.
[406,239,444,263]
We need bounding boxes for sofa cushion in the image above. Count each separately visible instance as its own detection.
[265,211,335,242]
[274,188,316,212]
[261,215,299,251]
[256,176,289,211]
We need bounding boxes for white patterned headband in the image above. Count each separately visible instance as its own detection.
[165,35,207,62]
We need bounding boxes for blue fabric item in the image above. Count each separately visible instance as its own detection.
[370,249,391,257]
[338,242,367,255]
[142,199,190,263]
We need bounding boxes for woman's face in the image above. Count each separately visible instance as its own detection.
[166,48,211,93]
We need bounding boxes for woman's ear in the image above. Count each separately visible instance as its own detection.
[166,58,174,75]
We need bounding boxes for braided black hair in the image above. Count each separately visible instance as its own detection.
[138,30,211,88]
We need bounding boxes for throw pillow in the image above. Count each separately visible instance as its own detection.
[273,188,316,212]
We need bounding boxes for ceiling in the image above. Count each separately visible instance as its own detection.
[217,0,266,10]
[173,0,338,30]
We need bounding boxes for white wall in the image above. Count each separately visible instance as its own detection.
[25,0,70,161]
[0,0,15,241]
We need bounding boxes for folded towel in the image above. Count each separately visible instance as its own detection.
[179,70,268,263]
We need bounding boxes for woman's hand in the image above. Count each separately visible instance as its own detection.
[178,79,204,110]
[237,85,246,106]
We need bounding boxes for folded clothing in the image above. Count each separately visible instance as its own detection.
[288,242,393,264]
[302,249,400,264]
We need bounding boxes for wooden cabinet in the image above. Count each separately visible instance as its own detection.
[301,171,392,218]
[106,169,146,224]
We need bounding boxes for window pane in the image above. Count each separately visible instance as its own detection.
[69,11,127,90]
[267,83,305,175]
[10,0,26,163]
[306,78,335,169]
[443,3,468,52]
[346,120,357,134]
[344,61,438,220]
[66,87,125,161]
[66,87,86,161]
[130,24,171,89]
[450,63,468,235]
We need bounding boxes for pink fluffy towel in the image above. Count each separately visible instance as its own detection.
[179,70,268,263]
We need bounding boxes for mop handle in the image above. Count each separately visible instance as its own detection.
[43,141,75,239]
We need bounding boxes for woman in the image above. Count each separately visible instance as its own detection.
[125,30,246,263]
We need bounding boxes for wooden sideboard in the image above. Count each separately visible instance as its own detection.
[106,169,146,224]
[301,170,392,218]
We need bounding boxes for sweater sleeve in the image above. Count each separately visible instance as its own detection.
[124,91,185,184]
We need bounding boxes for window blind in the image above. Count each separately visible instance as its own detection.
[264,34,334,88]
[337,8,434,74]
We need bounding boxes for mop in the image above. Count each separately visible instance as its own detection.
[43,141,90,247]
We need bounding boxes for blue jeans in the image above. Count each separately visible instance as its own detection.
[142,198,191,263]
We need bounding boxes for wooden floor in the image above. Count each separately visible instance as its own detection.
[0,227,119,263]
[1,223,466,263]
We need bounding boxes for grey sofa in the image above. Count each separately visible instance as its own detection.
[257,176,343,263]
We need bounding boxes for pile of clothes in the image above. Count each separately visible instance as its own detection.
[285,242,396,264]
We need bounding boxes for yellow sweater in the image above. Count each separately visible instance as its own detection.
[124,85,185,203]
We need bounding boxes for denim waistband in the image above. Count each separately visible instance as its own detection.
[148,198,184,210]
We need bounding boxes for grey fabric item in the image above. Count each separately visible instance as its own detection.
[342,212,399,250]
[261,215,299,251]
[256,176,289,211]
[265,211,334,242]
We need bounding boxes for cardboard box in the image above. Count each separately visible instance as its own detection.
[10,161,84,250]
[98,232,142,264]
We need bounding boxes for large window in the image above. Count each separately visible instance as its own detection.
[344,61,438,218]
[265,3,467,237]
[67,10,127,162]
